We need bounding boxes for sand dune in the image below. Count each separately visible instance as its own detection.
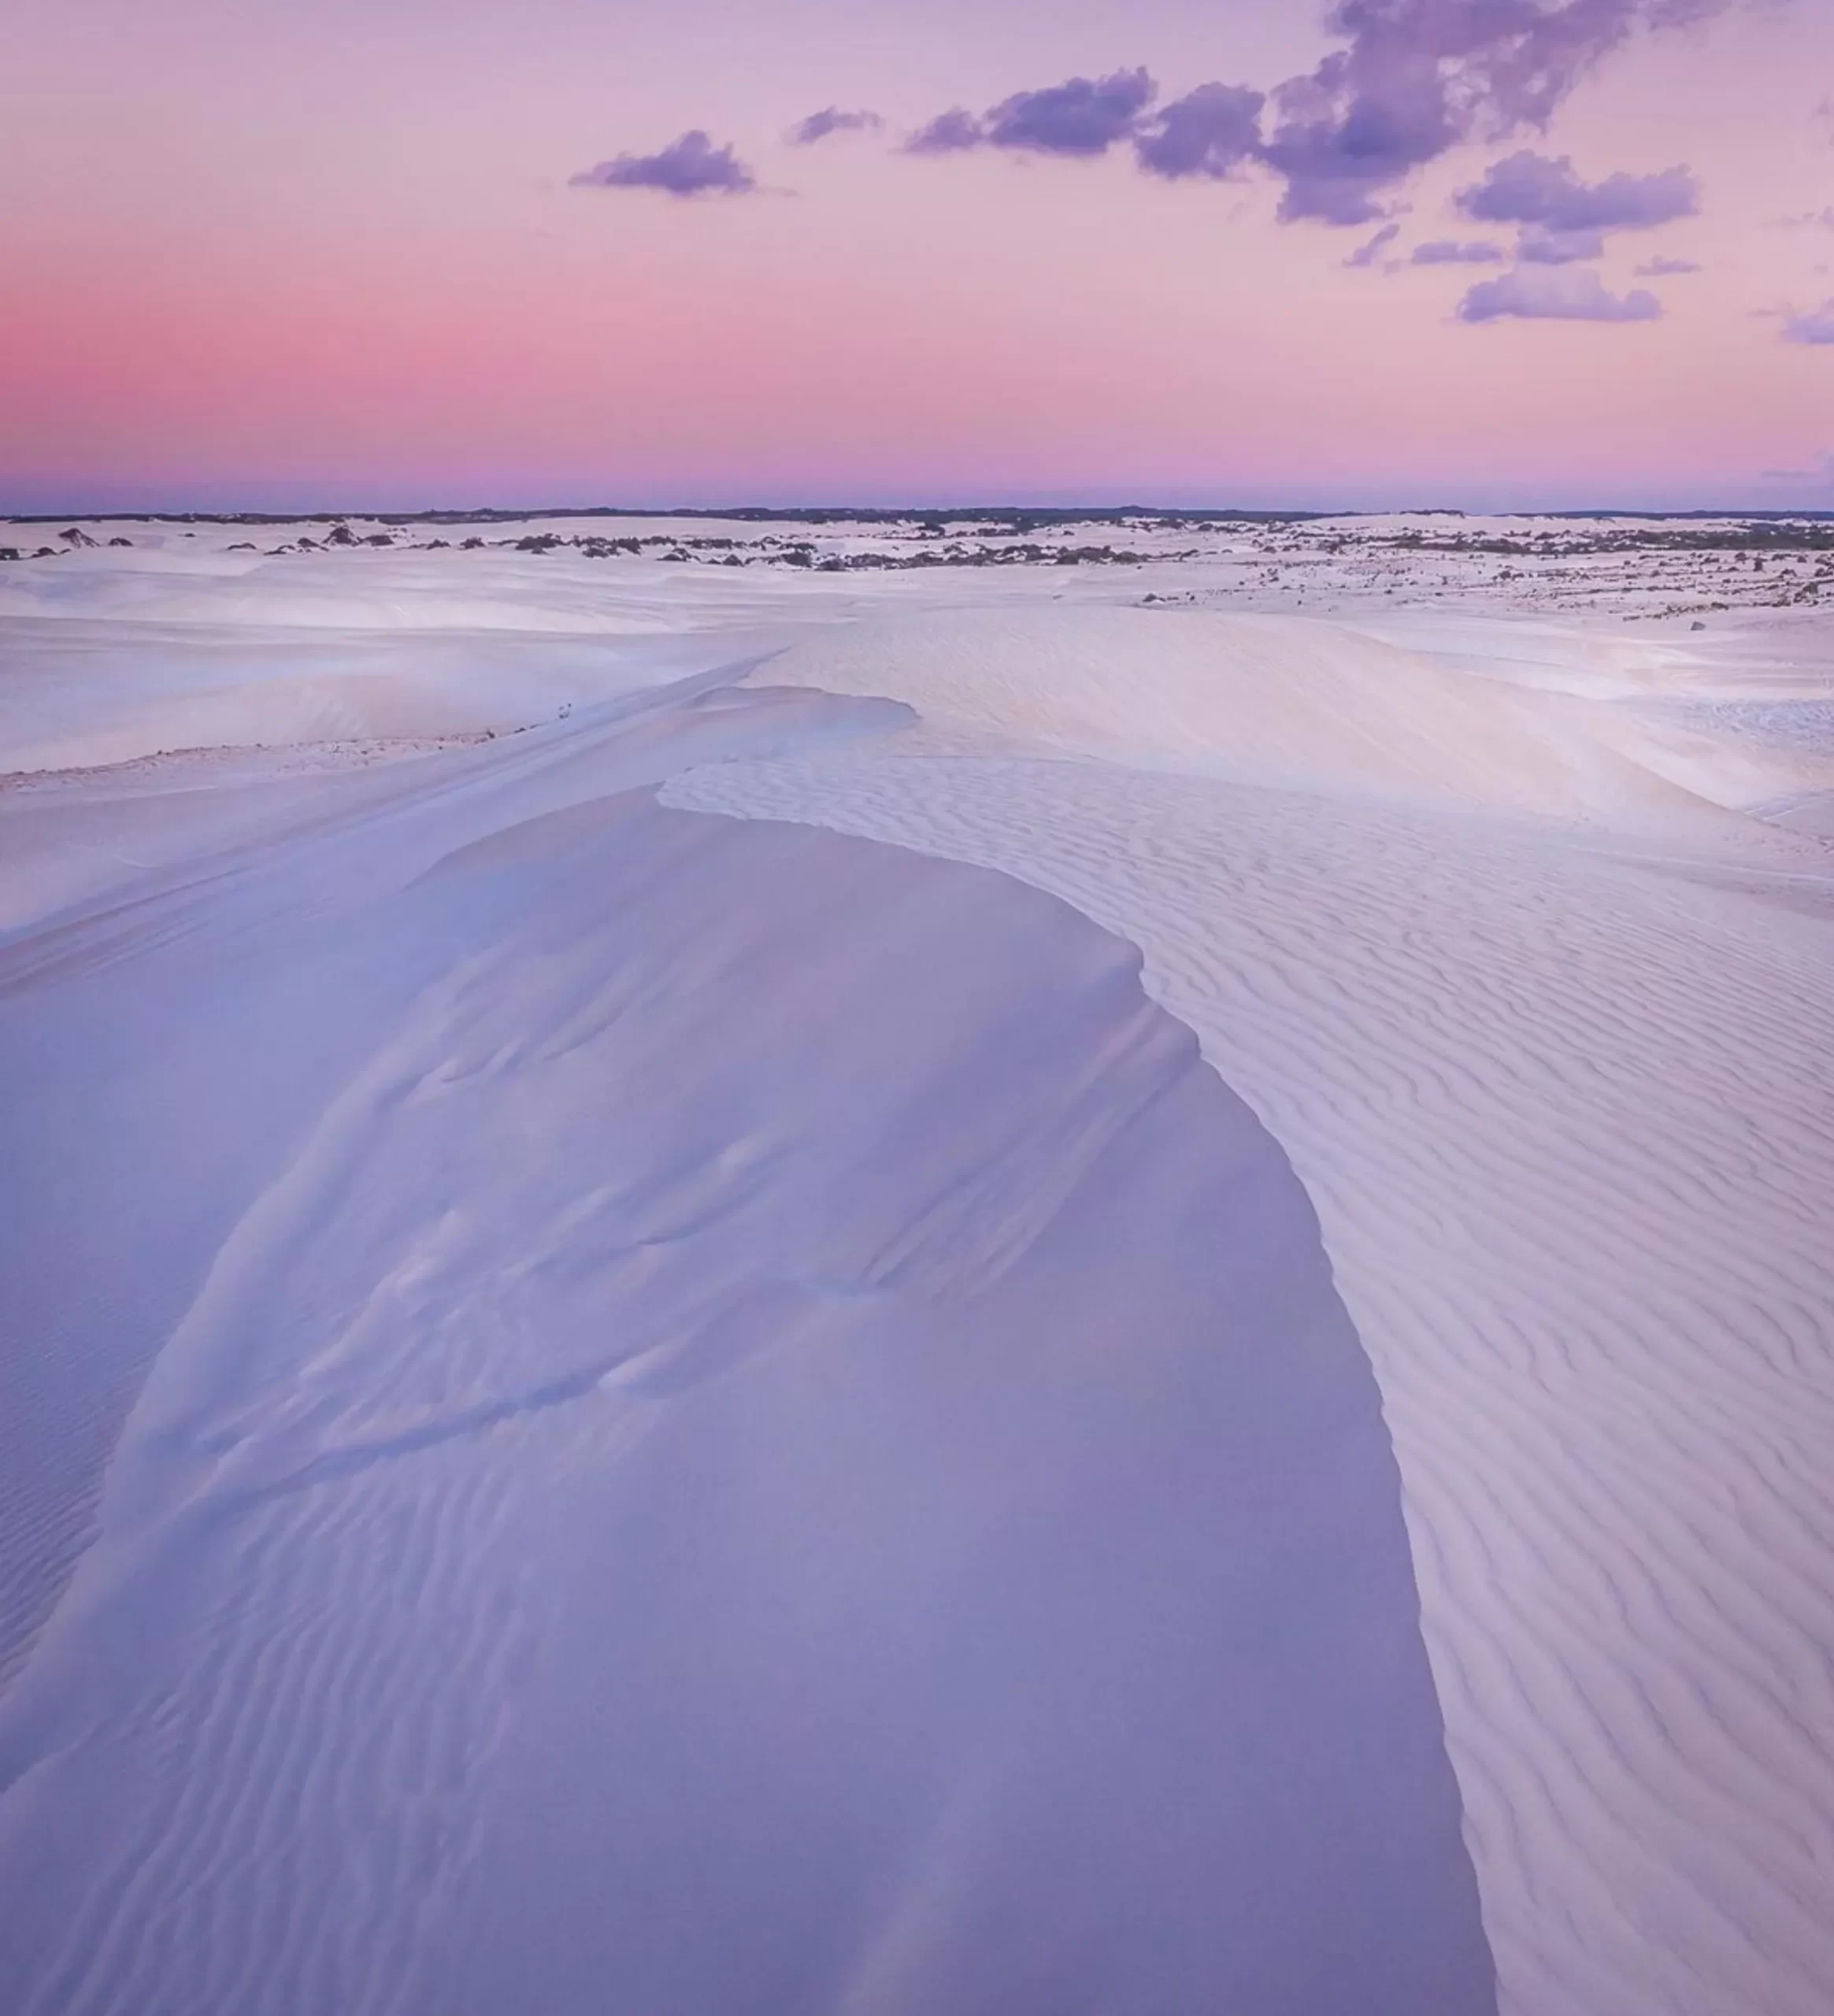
[2,524,1832,2014]
[0,681,1488,2015]
[0,546,825,635]
[670,602,1834,2016]
[0,609,815,777]
[750,602,1834,834]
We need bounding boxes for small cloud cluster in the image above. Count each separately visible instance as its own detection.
[1336,149,1695,310]
[1458,150,1697,233]
[904,69,1265,181]
[787,106,884,146]
[891,0,1727,221]
[1458,150,1696,265]
[1458,265,1661,322]
[1258,0,1725,225]
[1784,301,1834,346]
[1636,254,1702,276]
[570,129,755,197]
[1441,148,1695,318]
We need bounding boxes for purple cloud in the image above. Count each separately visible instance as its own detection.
[902,107,985,155]
[1517,224,1606,262]
[902,69,1160,161]
[1135,81,1266,180]
[1458,265,1662,322]
[1262,0,1726,226]
[1636,254,1702,275]
[984,69,1158,156]
[1346,221,1403,267]
[570,130,756,197]
[1412,238,1506,264]
[892,2,1725,224]
[1784,301,1834,345]
[788,106,884,146]
[1259,64,1454,224]
[1458,150,1698,232]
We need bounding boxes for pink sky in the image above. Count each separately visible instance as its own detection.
[3,0,1832,511]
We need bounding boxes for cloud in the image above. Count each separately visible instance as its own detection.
[1769,207,1834,230]
[1258,57,1456,225]
[1458,265,1662,322]
[570,130,756,196]
[1346,221,1403,266]
[787,106,883,146]
[1636,254,1702,275]
[1135,81,1267,179]
[1458,150,1698,231]
[1260,0,1726,225]
[1517,224,1606,262]
[984,69,1158,156]
[1412,238,1506,264]
[891,2,1725,224]
[1784,301,1834,345]
[902,68,1160,161]
[902,108,985,155]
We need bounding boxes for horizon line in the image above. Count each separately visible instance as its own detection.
[8,503,1834,526]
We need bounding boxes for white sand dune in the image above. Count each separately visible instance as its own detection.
[743,602,1834,834]
[2,527,1832,2015]
[669,602,1834,2016]
[0,546,832,635]
[0,677,1488,2015]
[0,599,824,776]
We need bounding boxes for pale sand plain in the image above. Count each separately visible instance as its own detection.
[1,514,1831,2014]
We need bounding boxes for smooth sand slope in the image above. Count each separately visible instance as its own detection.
[3,529,1832,2015]
[0,655,1490,2011]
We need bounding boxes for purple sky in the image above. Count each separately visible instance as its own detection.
[3,0,1832,510]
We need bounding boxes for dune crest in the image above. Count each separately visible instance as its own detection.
[752,603,1834,833]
